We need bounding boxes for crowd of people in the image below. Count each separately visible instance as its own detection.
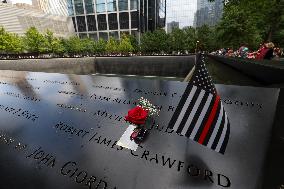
[212,42,283,60]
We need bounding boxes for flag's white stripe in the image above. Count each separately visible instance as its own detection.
[172,86,198,131]
[189,93,213,139]
[181,90,206,135]
[207,104,224,148]
[215,113,228,152]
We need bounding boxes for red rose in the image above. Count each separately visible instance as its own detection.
[125,106,148,125]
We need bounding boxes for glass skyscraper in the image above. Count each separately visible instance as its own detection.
[194,0,223,27]
[32,0,68,16]
[68,0,166,40]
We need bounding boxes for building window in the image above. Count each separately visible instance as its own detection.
[96,0,106,13]
[108,13,118,30]
[107,0,117,12]
[74,0,84,15]
[99,32,108,40]
[118,0,128,11]
[119,12,129,29]
[67,0,74,15]
[89,33,98,40]
[84,0,94,13]
[72,17,77,32]
[97,14,107,30]
[87,15,97,31]
[130,0,137,10]
[158,0,166,19]
[131,30,139,37]
[131,11,138,28]
[109,31,119,39]
[79,33,88,38]
[76,16,87,32]
[120,30,129,36]
[148,1,154,19]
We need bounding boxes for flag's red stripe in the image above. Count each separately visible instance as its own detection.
[198,95,220,144]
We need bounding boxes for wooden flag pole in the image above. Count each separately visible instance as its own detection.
[183,65,196,82]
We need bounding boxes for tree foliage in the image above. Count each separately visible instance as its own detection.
[94,39,106,55]
[128,34,139,53]
[8,33,24,54]
[118,34,134,55]
[169,28,186,52]
[24,27,47,54]
[44,30,66,56]
[183,27,197,52]
[2,0,284,59]
[106,37,118,54]
[0,27,24,54]
[210,0,284,47]
[141,29,170,53]
[65,36,84,56]
[82,38,96,55]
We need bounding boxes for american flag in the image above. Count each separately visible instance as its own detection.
[168,53,230,154]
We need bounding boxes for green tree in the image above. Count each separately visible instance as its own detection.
[52,38,66,57]
[44,30,66,56]
[60,38,70,56]
[24,27,47,54]
[267,0,284,46]
[210,0,284,48]
[65,36,84,56]
[82,38,96,56]
[0,27,24,54]
[140,31,153,53]
[215,4,261,49]
[45,30,55,54]
[152,29,170,53]
[0,27,10,53]
[106,37,118,54]
[183,27,197,53]
[169,28,186,53]
[128,34,139,53]
[94,39,106,55]
[141,29,169,54]
[196,25,215,51]
[7,33,24,54]
[118,34,134,55]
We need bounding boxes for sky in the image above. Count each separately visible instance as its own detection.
[11,0,32,4]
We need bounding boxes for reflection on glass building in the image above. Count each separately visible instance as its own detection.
[194,0,223,27]
[68,0,166,40]
[32,0,68,16]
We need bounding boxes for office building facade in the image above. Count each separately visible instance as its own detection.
[32,0,68,16]
[68,0,166,40]
[194,0,223,28]
[0,2,74,38]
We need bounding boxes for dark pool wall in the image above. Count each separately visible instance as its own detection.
[0,58,96,74]
[95,56,195,77]
[208,55,284,85]
[0,56,195,77]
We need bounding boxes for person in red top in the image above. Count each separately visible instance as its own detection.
[256,42,274,60]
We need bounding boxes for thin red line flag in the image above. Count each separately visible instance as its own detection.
[168,53,230,154]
